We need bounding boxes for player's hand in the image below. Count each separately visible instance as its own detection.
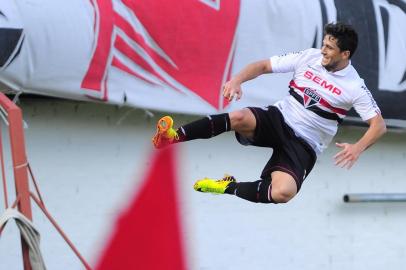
[223,79,242,101]
[333,142,363,169]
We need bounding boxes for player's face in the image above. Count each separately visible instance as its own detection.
[321,35,350,72]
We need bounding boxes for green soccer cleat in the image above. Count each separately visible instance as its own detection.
[193,175,236,194]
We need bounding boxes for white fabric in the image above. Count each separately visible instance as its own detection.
[0,208,47,270]
[270,48,380,153]
[1,0,403,119]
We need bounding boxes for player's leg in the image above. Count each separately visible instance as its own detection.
[152,108,256,148]
[193,106,315,203]
[228,106,314,203]
[269,171,297,202]
[231,171,297,203]
[194,170,297,204]
[228,108,256,138]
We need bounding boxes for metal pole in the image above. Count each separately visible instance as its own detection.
[30,194,92,270]
[343,193,406,203]
[0,93,32,270]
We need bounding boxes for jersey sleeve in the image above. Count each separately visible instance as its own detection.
[352,82,381,121]
[270,49,311,73]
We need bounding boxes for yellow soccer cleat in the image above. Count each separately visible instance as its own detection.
[152,116,179,149]
[193,175,236,194]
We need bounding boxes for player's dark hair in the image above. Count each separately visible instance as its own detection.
[324,22,358,58]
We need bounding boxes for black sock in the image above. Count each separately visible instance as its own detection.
[225,182,237,194]
[177,113,231,141]
[225,179,275,204]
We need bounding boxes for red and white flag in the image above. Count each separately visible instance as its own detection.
[0,0,241,114]
[83,0,240,111]
[95,146,187,270]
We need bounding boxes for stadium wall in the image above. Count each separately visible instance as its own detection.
[1,98,405,270]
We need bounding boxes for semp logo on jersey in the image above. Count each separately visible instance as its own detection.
[304,70,342,95]
[303,88,321,108]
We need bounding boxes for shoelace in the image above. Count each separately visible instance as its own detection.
[218,175,235,183]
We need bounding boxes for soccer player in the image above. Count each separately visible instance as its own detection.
[151,22,386,204]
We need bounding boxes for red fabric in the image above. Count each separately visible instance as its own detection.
[84,0,240,109]
[96,147,187,270]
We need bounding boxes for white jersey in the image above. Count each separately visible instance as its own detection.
[270,48,381,154]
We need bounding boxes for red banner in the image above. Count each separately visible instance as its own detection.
[83,0,239,109]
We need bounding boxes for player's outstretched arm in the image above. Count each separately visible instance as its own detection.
[334,114,386,169]
[223,59,272,101]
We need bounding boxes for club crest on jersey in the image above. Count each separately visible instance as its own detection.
[303,88,320,108]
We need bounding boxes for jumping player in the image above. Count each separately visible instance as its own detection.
[151,22,386,204]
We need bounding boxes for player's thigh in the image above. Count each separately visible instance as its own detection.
[229,108,256,135]
[271,171,297,202]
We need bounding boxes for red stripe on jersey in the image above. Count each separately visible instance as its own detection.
[289,81,348,116]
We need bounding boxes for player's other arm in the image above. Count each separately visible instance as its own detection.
[334,114,387,169]
[223,59,272,101]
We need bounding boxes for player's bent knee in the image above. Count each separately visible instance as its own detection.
[271,186,296,203]
[229,109,255,132]
[229,110,245,127]
[270,171,297,203]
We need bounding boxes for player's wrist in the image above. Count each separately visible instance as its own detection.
[354,142,367,153]
[230,77,243,85]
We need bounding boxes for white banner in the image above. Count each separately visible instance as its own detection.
[0,0,405,118]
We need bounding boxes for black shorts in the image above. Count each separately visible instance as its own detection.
[235,106,317,191]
